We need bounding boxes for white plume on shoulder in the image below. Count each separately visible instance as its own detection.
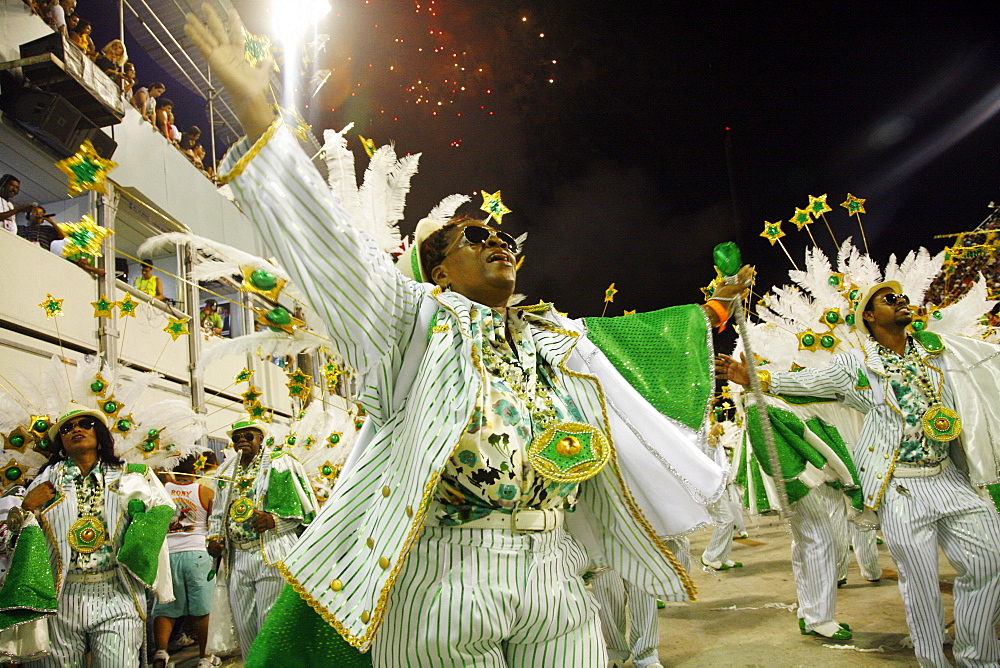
[884,247,944,304]
[323,125,363,225]
[426,194,471,224]
[934,276,991,338]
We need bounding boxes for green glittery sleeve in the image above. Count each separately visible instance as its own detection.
[263,470,316,525]
[584,304,713,431]
[0,524,57,633]
[117,503,173,588]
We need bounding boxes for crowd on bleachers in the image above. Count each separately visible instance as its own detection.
[21,0,217,178]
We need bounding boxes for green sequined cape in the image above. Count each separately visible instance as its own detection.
[117,501,173,588]
[584,304,712,430]
[0,524,57,633]
[247,585,372,667]
[739,404,863,511]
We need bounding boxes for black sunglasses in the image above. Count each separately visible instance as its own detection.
[59,416,98,435]
[880,293,910,306]
[445,225,519,256]
[232,431,257,443]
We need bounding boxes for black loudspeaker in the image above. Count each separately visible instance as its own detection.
[9,88,117,159]
[19,32,65,62]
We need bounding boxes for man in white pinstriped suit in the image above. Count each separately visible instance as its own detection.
[719,281,1000,667]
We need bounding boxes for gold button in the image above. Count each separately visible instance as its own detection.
[884,454,890,459]
[405,506,413,518]
[361,610,371,623]
[860,467,865,472]
[877,474,882,479]
[379,557,390,569]
[382,486,391,497]
[366,537,374,549]
[330,579,343,591]
[869,447,874,452]
[868,495,873,500]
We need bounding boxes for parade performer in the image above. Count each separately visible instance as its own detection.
[206,419,317,660]
[700,420,744,570]
[185,7,747,666]
[7,403,175,667]
[719,280,1000,666]
[591,569,665,668]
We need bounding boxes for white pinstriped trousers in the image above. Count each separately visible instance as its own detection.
[702,496,736,565]
[878,465,1000,667]
[229,536,295,660]
[372,525,606,667]
[835,499,882,583]
[33,578,143,668]
[591,570,660,667]
[789,484,846,630]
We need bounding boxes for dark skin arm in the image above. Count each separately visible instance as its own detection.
[21,481,57,511]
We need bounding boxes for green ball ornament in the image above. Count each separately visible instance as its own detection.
[828,276,840,286]
[912,319,925,331]
[849,289,859,300]
[329,433,341,444]
[820,335,835,349]
[250,269,279,291]
[5,467,22,481]
[286,436,296,445]
[116,419,132,432]
[932,310,942,320]
[825,311,839,324]
[266,307,291,328]
[801,333,815,347]
[321,465,333,476]
[147,429,160,439]
[713,242,742,277]
[266,437,274,446]
[90,380,106,393]
[32,418,49,433]
[140,441,155,452]
[103,401,117,414]
[845,314,855,326]
[37,437,52,451]
[8,434,25,448]
[166,443,176,452]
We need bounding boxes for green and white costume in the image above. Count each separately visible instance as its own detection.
[221,122,726,665]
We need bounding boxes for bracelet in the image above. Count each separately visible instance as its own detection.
[217,116,283,185]
[757,369,771,393]
[705,299,729,331]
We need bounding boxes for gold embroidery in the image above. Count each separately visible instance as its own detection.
[870,448,900,510]
[432,324,450,333]
[217,117,283,185]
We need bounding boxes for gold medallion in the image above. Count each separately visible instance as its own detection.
[922,405,962,442]
[527,422,610,483]
[230,497,255,523]
[68,515,107,554]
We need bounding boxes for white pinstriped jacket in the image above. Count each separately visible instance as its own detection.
[769,335,978,511]
[222,124,725,650]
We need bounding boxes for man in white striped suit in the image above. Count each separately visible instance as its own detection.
[186,9,751,666]
[719,281,1000,667]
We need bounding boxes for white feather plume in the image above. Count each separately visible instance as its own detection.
[934,276,992,338]
[196,329,329,373]
[426,194,470,224]
[322,125,363,225]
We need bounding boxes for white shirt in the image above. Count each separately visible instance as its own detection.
[0,197,17,234]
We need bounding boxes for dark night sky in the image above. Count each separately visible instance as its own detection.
[92,1,1000,319]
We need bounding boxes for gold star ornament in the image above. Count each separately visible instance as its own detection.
[760,221,786,246]
[57,215,113,258]
[807,194,832,217]
[56,140,118,197]
[234,368,255,384]
[790,207,813,231]
[841,193,866,215]
[359,135,376,158]
[92,294,116,318]
[604,283,618,303]
[480,190,511,224]
[117,294,138,318]
[39,294,64,319]
[163,317,190,341]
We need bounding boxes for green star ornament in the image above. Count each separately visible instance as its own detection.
[39,294,64,319]
[56,215,112,258]
[117,294,139,318]
[760,221,785,246]
[163,317,190,341]
[92,294,116,318]
[841,193,866,215]
[807,194,832,217]
[480,190,512,224]
[55,140,118,197]
[790,207,813,230]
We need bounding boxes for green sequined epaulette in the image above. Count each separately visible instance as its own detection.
[270,450,287,460]
[125,463,149,475]
[913,330,944,354]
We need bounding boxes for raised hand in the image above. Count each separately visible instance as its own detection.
[715,353,750,386]
[184,4,276,142]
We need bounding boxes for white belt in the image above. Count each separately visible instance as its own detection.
[893,457,951,478]
[231,539,261,551]
[429,507,564,533]
[65,569,116,584]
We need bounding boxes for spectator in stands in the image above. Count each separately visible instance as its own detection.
[155,98,175,143]
[121,62,137,100]
[95,39,129,88]
[68,19,97,59]
[0,174,33,234]
[200,299,223,336]
[18,205,63,251]
[134,259,165,300]
[179,126,201,155]
[46,0,75,35]
[132,82,164,123]
[65,12,79,33]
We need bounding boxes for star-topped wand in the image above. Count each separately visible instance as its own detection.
[841,194,869,254]
[759,220,799,270]
[601,283,617,317]
[807,195,838,247]
[790,207,819,249]
[714,242,792,515]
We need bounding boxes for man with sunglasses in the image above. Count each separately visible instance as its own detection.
[4,402,174,667]
[717,281,1000,667]
[205,419,317,661]
[185,9,751,666]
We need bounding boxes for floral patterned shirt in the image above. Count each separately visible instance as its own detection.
[64,460,116,574]
[435,307,583,526]
[878,340,950,465]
